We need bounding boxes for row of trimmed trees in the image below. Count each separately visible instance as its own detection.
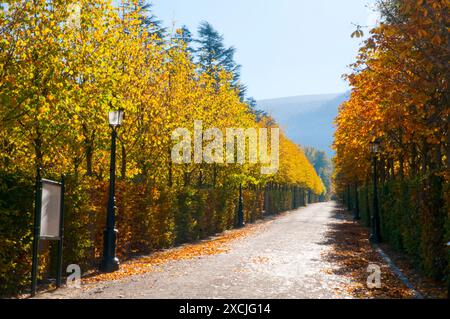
[334,0,449,282]
[0,1,324,296]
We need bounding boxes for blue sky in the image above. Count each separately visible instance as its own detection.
[146,1,378,100]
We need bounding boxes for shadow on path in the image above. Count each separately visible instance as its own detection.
[320,206,416,299]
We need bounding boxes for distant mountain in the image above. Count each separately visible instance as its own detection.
[257,92,349,157]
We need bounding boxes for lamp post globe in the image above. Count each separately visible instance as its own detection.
[370,138,381,154]
[108,109,124,127]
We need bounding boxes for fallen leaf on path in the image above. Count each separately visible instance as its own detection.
[82,222,263,285]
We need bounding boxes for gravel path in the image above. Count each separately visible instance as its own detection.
[36,202,353,299]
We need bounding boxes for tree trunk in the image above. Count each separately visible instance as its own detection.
[83,125,95,177]
[399,153,404,180]
[121,142,126,180]
[354,182,360,220]
[168,146,173,187]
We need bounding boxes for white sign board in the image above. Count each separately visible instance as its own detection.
[40,180,62,239]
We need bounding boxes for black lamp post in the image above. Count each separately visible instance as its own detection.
[369,138,382,244]
[353,182,360,220]
[100,109,124,273]
[237,183,245,228]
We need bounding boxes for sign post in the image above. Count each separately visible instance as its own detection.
[30,168,42,297]
[30,171,65,297]
[56,176,65,287]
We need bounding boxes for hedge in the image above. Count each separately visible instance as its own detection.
[343,175,449,282]
[0,172,313,297]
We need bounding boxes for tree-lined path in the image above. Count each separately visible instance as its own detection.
[35,202,420,299]
[2,0,447,300]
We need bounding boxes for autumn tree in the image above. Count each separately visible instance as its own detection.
[0,0,325,296]
[333,0,449,279]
